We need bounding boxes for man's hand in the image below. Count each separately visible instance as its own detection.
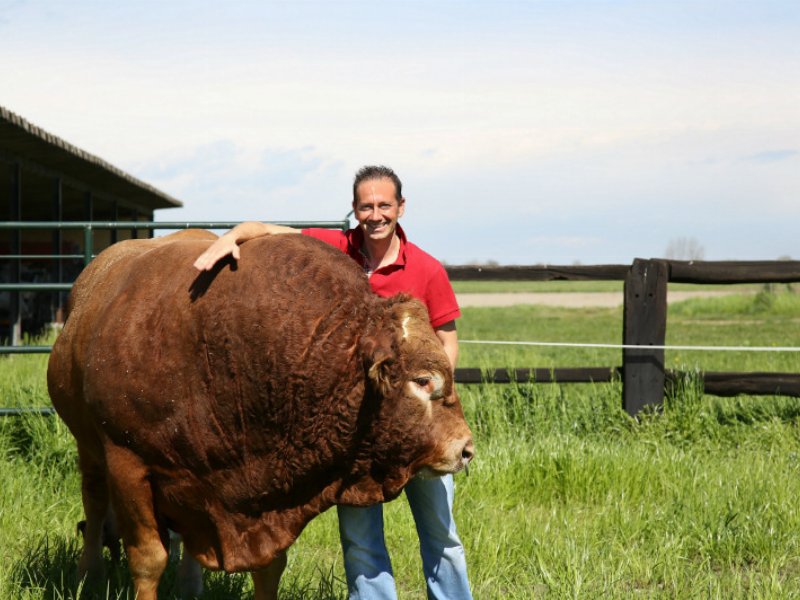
[192,222,301,271]
[193,233,240,271]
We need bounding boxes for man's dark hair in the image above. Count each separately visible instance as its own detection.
[352,165,403,204]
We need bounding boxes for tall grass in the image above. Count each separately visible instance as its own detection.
[1,288,799,598]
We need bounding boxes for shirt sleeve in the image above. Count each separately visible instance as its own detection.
[424,264,461,328]
[301,228,349,252]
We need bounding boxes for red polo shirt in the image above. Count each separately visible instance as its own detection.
[302,225,460,328]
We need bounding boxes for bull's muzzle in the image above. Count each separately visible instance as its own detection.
[461,438,475,476]
[418,436,476,479]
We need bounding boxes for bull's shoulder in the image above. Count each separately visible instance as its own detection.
[241,233,370,291]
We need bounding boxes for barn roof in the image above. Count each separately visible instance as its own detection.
[0,105,182,210]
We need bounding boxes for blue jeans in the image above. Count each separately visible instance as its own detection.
[337,474,472,600]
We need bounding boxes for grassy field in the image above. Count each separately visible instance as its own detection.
[1,287,799,598]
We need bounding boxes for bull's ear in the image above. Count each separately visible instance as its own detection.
[363,331,396,396]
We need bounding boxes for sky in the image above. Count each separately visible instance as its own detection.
[1,0,798,265]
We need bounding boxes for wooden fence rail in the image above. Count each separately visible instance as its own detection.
[446,260,800,283]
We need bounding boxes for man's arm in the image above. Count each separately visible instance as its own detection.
[434,320,458,370]
[193,221,300,271]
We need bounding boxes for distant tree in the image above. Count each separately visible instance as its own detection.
[466,259,499,266]
[665,237,705,261]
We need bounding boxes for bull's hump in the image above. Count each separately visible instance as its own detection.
[244,234,370,291]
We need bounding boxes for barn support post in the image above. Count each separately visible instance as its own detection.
[83,226,93,266]
[8,162,22,345]
[84,190,93,220]
[622,258,669,416]
[84,191,94,265]
[52,177,63,322]
[131,208,139,239]
[110,200,119,244]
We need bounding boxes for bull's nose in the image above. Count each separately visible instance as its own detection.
[461,439,475,464]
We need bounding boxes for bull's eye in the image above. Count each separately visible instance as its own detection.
[408,372,445,404]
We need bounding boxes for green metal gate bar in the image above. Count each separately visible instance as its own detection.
[1,219,349,265]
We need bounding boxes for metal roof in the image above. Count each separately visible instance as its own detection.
[0,105,182,210]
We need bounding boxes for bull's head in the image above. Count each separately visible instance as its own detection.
[362,295,474,484]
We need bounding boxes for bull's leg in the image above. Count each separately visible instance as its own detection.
[104,447,168,600]
[251,550,288,600]
[76,446,110,584]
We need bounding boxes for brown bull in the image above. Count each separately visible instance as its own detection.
[48,230,474,599]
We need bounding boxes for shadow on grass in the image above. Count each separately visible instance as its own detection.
[10,535,346,599]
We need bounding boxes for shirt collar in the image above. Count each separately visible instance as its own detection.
[348,224,407,268]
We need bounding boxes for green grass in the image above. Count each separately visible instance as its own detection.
[1,288,799,598]
[0,330,56,410]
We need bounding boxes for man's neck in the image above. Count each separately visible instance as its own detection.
[362,234,400,271]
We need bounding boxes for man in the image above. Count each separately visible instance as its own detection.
[194,165,472,600]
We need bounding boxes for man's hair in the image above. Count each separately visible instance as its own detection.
[352,165,403,204]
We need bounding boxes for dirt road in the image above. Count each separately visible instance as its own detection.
[456,290,744,308]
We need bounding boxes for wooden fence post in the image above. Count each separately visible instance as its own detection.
[623,259,669,416]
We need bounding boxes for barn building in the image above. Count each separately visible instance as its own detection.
[1,105,182,343]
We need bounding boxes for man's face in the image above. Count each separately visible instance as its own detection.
[353,177,405,242]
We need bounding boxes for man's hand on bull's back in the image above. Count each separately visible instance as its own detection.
[192,221,299,271]
[193,232,241,271]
